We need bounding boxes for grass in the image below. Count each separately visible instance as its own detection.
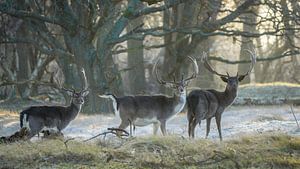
[0,134,299,169]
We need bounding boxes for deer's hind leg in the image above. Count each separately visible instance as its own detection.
[205,117,212,139]
[160,120,167,136]
[28,118,44,139]
[188,114,200,138]
[187,107,197,138]
[188,118,195,138]
[117,119,130,136]
[153,122,160,135]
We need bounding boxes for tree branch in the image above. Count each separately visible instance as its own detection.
[108,24,288,45]
[0,37,74,59]
[202,0,258,32]
[0,3,66,29]
[207,50,300,64]
[132,0,185,18]
[106,0,185,43]
[0,79,60,89]
[108,0,258,44]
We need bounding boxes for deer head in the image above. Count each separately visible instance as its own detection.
[62,68,89,105]
[202,50,256,90]
[154,56,199,94]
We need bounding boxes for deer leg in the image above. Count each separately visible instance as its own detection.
[215,114,223,141]
[153,122,160,135]
[193,119,200,138]
[57,128,64,137]
[128,119,133,136]
[205,117,212,139]
[160,120,167,136]
[28,124,43,139]
[187,112,194,138]
[118,120,130,137]
[189,117,198,138]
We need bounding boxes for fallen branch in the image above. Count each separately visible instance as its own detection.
[64,137,76,150]
[0,128,29,144]
[83,128,129,142]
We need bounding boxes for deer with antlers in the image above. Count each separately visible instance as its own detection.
[187,50,256,140]
[19,68,89,138]
[99,56,198,135]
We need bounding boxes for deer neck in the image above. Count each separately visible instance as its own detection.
[221,86,238,107]
[68,102,82,120]
[172,90,186,115]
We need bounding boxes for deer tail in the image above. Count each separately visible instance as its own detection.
[98,94,119,116]
[187,95,198,117]
[19,109,29,128]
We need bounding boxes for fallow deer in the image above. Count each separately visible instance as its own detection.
[19,68,89,138]
[187,50,256,140]
[99,56,198,135]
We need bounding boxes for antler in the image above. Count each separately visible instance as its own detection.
[60,68,88,95]
[183,56,199,83]
[201,52,228,77]
[81,68,88,92]
[154,56,198,86]
[238,49,256,78]
[153,58,174,86]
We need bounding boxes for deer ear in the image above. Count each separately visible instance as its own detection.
[238,75,246,82]
[82,90,89,97]
[220,76,228,83]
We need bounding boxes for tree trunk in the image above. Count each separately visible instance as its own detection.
[254,37,264,83]
[127,18,146,95]
[162,6,179,94]
[194,0,220,89]
[16,23,32,99]
[238,6,257,84]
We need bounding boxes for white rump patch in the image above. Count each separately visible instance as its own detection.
[23,114,30,130]
[109,96,120,118]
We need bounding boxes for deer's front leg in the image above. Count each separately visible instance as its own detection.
[153,122,160,135]
[215,113,223,141]
[160,120,167,135]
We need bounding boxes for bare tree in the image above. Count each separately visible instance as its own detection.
[0,0,299,113]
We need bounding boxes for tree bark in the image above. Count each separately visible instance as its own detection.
[238,6,257,84]
[127,18,146,94]
[16,23,32,99]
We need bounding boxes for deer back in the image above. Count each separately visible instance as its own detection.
[187,90,220,119]
[21,104,77,129]
[117,95,183,121]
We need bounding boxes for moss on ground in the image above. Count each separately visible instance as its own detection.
[0,134,299,169]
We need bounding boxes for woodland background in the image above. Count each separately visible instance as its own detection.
[0,0,299,113]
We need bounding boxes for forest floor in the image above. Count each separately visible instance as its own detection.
[0,105,300,168]
[1,105,299,139]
